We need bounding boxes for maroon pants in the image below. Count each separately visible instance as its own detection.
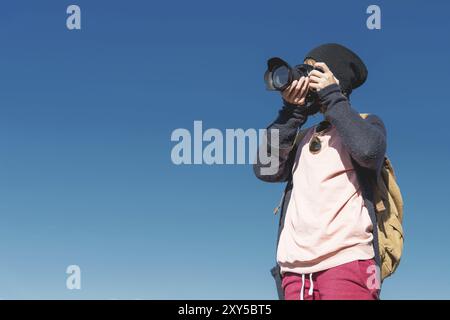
[282,259,380,300]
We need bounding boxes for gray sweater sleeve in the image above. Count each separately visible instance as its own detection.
[253,103,309,182]
[318,84,387,173]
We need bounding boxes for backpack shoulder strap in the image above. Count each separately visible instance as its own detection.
[293,128,309,146]
[292,125,313,149]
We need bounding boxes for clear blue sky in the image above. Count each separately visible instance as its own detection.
[0,0,449,299]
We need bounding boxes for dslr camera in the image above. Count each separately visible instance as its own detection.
[264,57,323,107]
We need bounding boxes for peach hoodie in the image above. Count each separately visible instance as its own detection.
[276,122,374,275]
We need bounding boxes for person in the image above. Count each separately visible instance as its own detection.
[253,43,387,300]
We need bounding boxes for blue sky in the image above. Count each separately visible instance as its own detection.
[0,0,449,299]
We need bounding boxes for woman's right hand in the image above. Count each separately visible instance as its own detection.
[281,76,310,106]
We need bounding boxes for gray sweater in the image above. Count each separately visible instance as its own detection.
[253,83,387,299]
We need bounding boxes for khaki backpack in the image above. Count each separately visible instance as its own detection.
[283,113,404,281]
[359,113,404,281]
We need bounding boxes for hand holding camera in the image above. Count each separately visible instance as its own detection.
[308,62,340,92]
[264,57,339,108]
[282,76,310,106]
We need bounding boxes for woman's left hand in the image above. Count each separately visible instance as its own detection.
[308,62,340,92]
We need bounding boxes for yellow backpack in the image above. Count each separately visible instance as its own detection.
[359,113,404,281]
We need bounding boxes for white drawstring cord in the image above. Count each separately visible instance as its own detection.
[299,273,314,300]
[308,273,314,296]
[300,274,305,300]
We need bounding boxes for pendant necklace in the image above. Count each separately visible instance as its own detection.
[309,120,332,154]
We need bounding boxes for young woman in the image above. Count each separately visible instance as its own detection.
[254,43,386,300]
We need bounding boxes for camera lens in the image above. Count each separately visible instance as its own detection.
[272,65,290,90]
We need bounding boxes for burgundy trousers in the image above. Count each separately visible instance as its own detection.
[281,259,380,300]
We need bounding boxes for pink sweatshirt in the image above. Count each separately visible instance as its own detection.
[277,122,375,275]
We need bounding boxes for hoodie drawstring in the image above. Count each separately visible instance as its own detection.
[300,274,305,300]
[309,273,314,295]
[300,273,314,300]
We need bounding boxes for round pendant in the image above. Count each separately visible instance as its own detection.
[309,136,322,154]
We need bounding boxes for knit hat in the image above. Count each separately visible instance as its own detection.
[304,43,368,96]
